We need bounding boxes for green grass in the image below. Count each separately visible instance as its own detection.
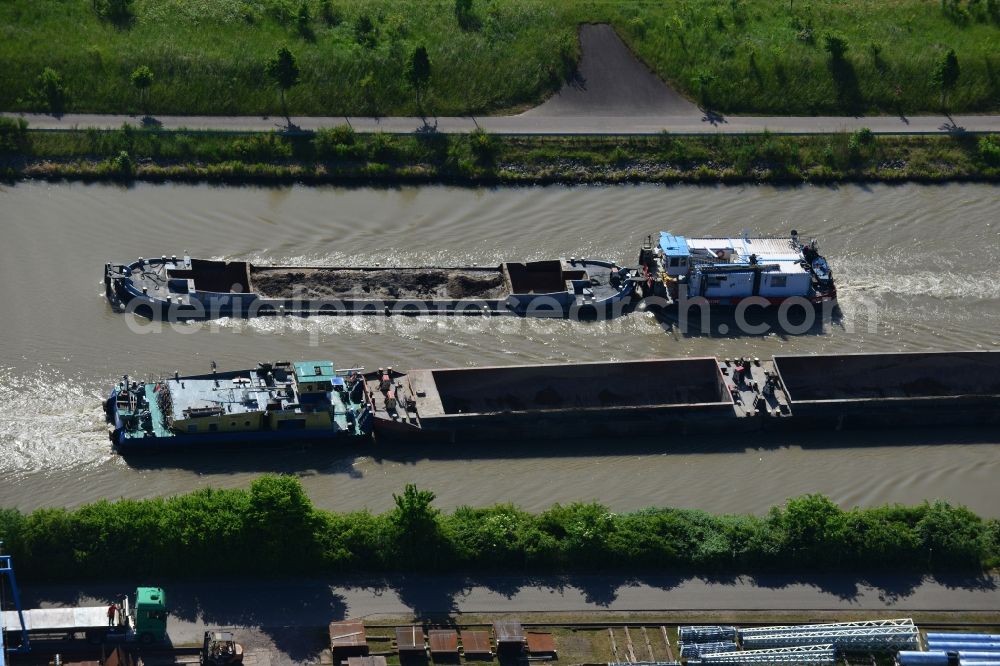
[1,1,999,116]
[2,119,999,183]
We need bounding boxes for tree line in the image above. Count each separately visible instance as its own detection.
[0,477,997,581]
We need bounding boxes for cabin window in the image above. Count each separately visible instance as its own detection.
[244,420,251,426]
[277,419,306,430]
[669,257,679,267]
[771,275,788,288]
[230,421,237,427]
[680,258,687,266]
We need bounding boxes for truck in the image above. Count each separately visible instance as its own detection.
[1,556,167,649]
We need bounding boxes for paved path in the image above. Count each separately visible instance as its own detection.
[15,573,1000,643]
[5,110,999,135]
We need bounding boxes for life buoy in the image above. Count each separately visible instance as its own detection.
[715,249,726,259]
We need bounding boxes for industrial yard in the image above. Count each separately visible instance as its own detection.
[6,603,1000,666]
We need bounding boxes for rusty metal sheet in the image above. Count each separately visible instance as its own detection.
[526,633,557,655]
[428,630,459,655]
[462,631,492,656]
[330,621,368,648]
[396,626,426,652]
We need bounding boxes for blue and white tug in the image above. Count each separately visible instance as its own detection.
[636,230,836,306]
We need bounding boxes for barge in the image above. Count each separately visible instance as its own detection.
[103,256,634,320]
[637,230,836,306]
[107,351,998,451]
[102,229,835,322]
[104,360,373,451]
[365,351,999,441]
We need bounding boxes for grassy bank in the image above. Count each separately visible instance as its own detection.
[2,1,999,116]
[2,119,999,184]
[1,477,998,581]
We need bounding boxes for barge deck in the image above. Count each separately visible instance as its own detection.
[365,351,1000,442]
[104,257,634,320]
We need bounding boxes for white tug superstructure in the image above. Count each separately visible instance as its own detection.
[637,230,836,305]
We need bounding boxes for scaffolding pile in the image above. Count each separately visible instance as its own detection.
[680,627,739,643]
[739,619,919,652]
[678,626,739,659]
[687,644,836,666]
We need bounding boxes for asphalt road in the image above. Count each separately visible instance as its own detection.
[13,573,1000,643]
[6,110,998,136]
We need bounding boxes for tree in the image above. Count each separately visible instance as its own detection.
[822,33,849,62]
[32,67,69,114]
[296,1,314,40]
[389,484,448,567]
[407,45,431,112]
[320,0,342,26]
[265,46,300,125]
[932,48,960,109]
[354,13,376,48]
[454,0,477,29]
[130,65,153,114]
[92,0,134,25]
[691,70,715,108]
[247,475,320,570]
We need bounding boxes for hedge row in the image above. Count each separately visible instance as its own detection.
[1,477,997,580]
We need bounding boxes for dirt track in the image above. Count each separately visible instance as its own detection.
[250,268,507,300]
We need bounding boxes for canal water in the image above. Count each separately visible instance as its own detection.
[0,181,997,515]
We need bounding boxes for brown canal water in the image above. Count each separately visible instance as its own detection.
[0,181,998,515]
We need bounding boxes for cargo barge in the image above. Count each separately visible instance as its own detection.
[102,229,836,322]
[105,351,1000,452]
[103,255,634,320]
[365,351,998,442]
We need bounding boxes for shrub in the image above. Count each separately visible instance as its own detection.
[0,117,30,153]
[977,134,1000,165]
[230,133,292,160]
[848,127,876,158]
[468,128,498,166]
[314,125,357,158]
[368,132,396,161]
[102,150,134,177]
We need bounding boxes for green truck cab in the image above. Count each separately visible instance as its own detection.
[132,587,167,643]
